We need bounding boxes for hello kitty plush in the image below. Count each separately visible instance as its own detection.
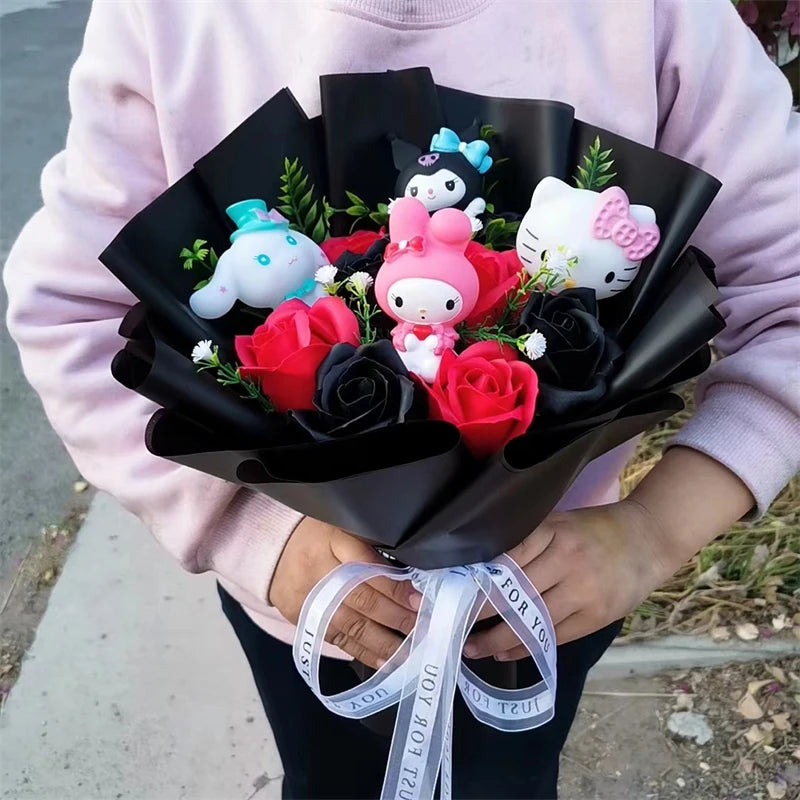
[516,177,660,300]
[374,197,479,382]
[189,200,328,319]
[391,127,492,232]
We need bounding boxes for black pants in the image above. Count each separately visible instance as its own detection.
[219,584,621,800]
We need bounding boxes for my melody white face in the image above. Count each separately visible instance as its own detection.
[387,277,464,324]
[403,169,466,212]
[516,177,656,301]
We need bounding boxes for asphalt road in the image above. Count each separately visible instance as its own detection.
[0,0,91,587]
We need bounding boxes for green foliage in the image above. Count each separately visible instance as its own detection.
[194,345,274,414]
[341,190,389,232]
[180,239,218,276]
[480,217,519,250]
[573,136,617,190]
[479,123,498,142]
[278,157,335,244]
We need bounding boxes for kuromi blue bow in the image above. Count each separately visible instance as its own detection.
[429,127,493,174]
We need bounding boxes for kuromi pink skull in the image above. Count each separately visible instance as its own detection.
[375,197,479,382]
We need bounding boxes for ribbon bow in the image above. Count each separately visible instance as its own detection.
[294,555,557,800]
[430,128,493,175]
[385,235,425,261]
[591,186,660,262]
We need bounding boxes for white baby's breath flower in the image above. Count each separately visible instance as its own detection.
[315,264,338,287]
[521,330,547,361]
[347,271,374,295]
[544,245,575,279]
[191,339,215,364]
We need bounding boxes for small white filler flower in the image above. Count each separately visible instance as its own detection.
[314,264,339,289]
[347,271,374,295]
[544,245,575,280]
[191,339,215,364]
[521,330,547,361]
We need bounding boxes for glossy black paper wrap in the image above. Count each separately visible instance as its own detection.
[101,68,724,569]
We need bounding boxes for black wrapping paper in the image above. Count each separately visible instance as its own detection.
[99,170,242,355]
[112,306,274,441]
[321,67,444,231]
[193,90,327,227]
[239,421,468,549]
[437,87,575,213]
[604,247,725,408]
[391,393,683,567]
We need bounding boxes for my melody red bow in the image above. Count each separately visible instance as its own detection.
[591,186,660,262]
[384,235,424,261]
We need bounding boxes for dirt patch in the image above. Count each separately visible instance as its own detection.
[560,656,800,800]
[0,498,89,705]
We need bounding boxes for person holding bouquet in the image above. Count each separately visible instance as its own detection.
[4,1,798,797]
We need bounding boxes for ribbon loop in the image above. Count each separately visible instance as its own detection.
[293,556,558,800]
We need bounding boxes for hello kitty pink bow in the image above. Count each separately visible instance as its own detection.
[591,187,660,261]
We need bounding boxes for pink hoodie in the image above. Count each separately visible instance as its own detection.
[4,0,799,646]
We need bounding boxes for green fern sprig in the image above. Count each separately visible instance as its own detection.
[479,217,520,251]
[342,190,389,232]
[573,136,617,190]
[277,157,335,244]
[180,239,219,290]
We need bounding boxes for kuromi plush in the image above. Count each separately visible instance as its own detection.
[516,177,660,300]
[375,197,479,382]
[189,200,328,319]
[391,127,492,232]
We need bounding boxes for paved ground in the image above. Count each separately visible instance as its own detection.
[1,494,283,800]
[0,0,91,590]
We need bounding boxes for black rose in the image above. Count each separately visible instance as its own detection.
[518,288,621,416]
[333,235,389,279]
[292,339,422,440]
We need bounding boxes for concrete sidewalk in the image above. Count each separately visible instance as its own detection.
[1,494,282,800]
[2,493,796,800]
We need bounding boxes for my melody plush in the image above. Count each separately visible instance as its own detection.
[189,199,328,319]
[391,127,492,232]
[374,196,479,383]
[516,177,660,300]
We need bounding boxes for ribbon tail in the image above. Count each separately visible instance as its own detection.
[381,569,479,800]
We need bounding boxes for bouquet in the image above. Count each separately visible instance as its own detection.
[100,68,724,799]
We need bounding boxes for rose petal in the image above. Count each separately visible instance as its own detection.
[459,341,519,362]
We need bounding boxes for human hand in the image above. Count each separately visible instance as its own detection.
[269,517,421,669]
[464,500,675,660]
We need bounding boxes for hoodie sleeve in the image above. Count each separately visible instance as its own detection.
[654,0,800,515]
[3,0,302,606]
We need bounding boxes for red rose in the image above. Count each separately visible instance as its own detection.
[423,341,538,459]
[235,297,360,412]
[463,242,525,328]
[320,229,383,264]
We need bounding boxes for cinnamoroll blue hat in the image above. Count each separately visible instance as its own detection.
[226,199,289,241]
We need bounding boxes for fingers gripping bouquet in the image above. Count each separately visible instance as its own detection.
[100,69,724,799]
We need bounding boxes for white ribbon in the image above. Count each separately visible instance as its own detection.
[292,555,557,800]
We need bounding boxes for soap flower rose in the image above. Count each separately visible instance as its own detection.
[463,242,525,328]
[292,340,422,440]
[517,288,621,416]
[422,341,538,459]
[235,297,360,412]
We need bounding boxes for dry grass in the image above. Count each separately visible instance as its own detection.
[619,385,800,641]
